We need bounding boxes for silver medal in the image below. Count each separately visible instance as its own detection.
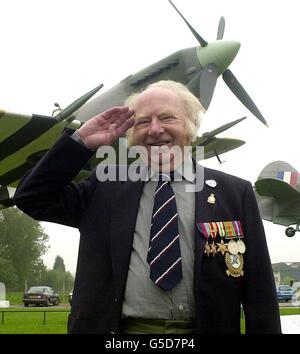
[227,240,239,255]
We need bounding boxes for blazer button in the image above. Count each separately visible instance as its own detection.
[114,298,118,303]
[110,331,115,334]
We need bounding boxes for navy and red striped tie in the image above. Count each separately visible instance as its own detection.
[147,173,182,290]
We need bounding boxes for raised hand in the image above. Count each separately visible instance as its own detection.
[77,106,135,150]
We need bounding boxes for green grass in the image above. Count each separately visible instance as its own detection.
[280,307,300,316]
[0,308,70,334]
[0,306,299,334]
[6,292,23,305]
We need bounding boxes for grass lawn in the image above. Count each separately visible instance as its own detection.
[0,306,299,334]
[279,307,300,316]
[6,292,23,305]
[0,307,70,334]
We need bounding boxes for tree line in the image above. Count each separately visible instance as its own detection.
[0,208,74,293]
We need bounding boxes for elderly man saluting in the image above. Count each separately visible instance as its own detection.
[14,80,281,334]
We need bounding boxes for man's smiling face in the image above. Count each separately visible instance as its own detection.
[131,87,191,171]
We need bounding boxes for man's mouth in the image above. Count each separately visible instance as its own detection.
[148,141,172,147]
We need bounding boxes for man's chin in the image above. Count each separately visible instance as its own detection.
[136,145,188,171]
[149,154,176,172]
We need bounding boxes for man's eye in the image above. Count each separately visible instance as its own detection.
[162,116,176,121]
[135,119,149,126]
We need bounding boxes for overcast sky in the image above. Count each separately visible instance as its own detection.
[1,0,300,274]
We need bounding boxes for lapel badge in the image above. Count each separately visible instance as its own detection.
[205,179,217,188]
[207,193,216,204]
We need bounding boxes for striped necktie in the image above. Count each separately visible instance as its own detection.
[147,173,182,290]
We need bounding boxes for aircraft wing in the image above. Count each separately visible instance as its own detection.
[255,161,300,228]
[255,178,300,199]
[192,136,245,161]
[0,83,103,198]
[254,191,274,222]
[0,110,81,189]
[255,161,300,199]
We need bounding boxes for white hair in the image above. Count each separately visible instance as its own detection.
[124,80,205,147]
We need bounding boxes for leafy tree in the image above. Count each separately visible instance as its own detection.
[0,257,19,288]
[40,255,74,302]
[0,208,49,290]
[53,255,66,272]
[283,276,295,286]
[47,269,74,292]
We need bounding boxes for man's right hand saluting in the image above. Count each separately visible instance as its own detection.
[77,106,135,150]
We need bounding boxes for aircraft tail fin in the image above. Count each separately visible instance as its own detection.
[255,161,300,198]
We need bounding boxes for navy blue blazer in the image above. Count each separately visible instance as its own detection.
[14,131,281,334]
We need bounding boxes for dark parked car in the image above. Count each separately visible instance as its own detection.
[277,285,294,302]
[23,286,60,307]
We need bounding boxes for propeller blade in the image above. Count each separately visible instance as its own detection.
[222,69,268,126]
[187,64,218,110]
[55,83,103,122]
[203,116,247,138]
[168,0,208,47]
[199,64,218,110]
[194,116,246,147]
[217,16,225,40]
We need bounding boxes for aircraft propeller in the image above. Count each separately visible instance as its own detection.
[168,0,208,47]
[195,116,247,146]
[168,0,268,126]
[217,16,225,40]
[222,70,268,126]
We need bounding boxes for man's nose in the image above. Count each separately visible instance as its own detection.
[148,118,164,136]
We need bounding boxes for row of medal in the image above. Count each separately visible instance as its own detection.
[197,221,246,278]
[204,238,245,256]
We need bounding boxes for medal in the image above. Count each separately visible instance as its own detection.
[237,239,246,254]
[209,222,218,256]
[216,239,227,256]
[198,223,211,257]
[197,220,246,264]
[233,220,244,238]
[216,222,226,238]
[227,240,239,255]
[224,221,237,239]
[210,242,217,256]
[204,242,211,256]
[225,252,244,277]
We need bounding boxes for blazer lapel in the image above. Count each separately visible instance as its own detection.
[110,180,144,297]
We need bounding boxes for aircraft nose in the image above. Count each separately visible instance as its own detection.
[196,40,241,75]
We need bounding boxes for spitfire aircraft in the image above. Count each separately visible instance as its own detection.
[0,0,267,209]
[255,161,300,237]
